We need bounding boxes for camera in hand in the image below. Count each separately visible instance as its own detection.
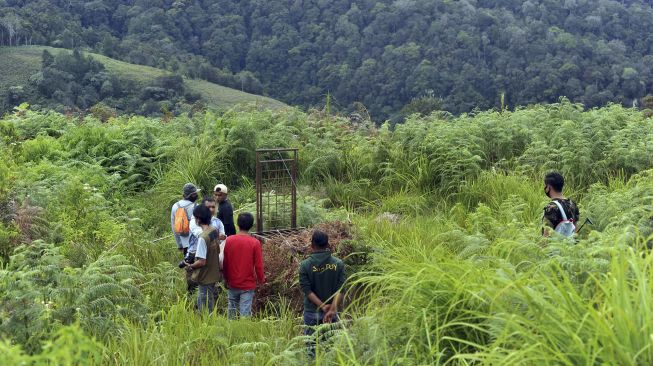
[178,253,195,268]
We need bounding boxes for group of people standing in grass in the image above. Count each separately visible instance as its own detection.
[170,182,345,350]
[166,171,576,352]
[170,183,242,313]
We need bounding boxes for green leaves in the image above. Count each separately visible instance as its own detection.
[0,101,652,364]
[0,241,147,354]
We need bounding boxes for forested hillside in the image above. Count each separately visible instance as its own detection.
[2,0,653,119]
[0,46,286,116]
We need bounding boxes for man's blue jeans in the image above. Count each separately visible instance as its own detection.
[303,311,340,334]
[303,311,339,357]
[197,284,216,313]
[227,288,255,319]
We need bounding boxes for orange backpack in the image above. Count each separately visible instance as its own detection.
[174,203,192,236]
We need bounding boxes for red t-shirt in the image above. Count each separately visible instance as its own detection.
[223,234,265,290]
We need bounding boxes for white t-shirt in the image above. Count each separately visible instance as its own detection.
[196,236,207,259]
[193,220,226,264]
[189,217,225,253]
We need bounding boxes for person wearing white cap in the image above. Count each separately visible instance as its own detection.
[214,184,236,236]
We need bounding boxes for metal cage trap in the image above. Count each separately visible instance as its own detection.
[255,148,301,235]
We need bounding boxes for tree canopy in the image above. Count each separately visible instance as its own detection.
[1,0,653,120]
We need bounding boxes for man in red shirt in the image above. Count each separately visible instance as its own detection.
[222,212,265,318]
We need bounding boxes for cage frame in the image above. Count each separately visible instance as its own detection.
[255,148,298,234]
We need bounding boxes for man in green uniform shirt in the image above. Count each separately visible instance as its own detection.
[298,230,346,356]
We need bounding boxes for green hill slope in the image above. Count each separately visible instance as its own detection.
[0,46,287,111]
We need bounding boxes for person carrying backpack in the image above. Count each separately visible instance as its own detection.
[542,172,580,238]
[171,183,200,257]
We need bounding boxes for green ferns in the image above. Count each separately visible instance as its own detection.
[0,102,652,364]
[0,241,146,353]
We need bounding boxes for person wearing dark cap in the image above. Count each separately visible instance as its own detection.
[171,183,201,255]
[214,184,236,236]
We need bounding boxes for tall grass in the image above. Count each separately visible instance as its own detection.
[460,243,653,365]
[106,300,304,365]
[1,105,653,364]
[330,167,653,364]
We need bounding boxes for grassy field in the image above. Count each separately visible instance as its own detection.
[0,46,287,110]
[1,103,653,364]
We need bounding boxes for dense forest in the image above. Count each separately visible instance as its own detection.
[2,0,653,120]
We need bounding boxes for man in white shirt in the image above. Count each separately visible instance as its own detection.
[187,197,227,304]
[189,197,226,254]
[186,205,223,313]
